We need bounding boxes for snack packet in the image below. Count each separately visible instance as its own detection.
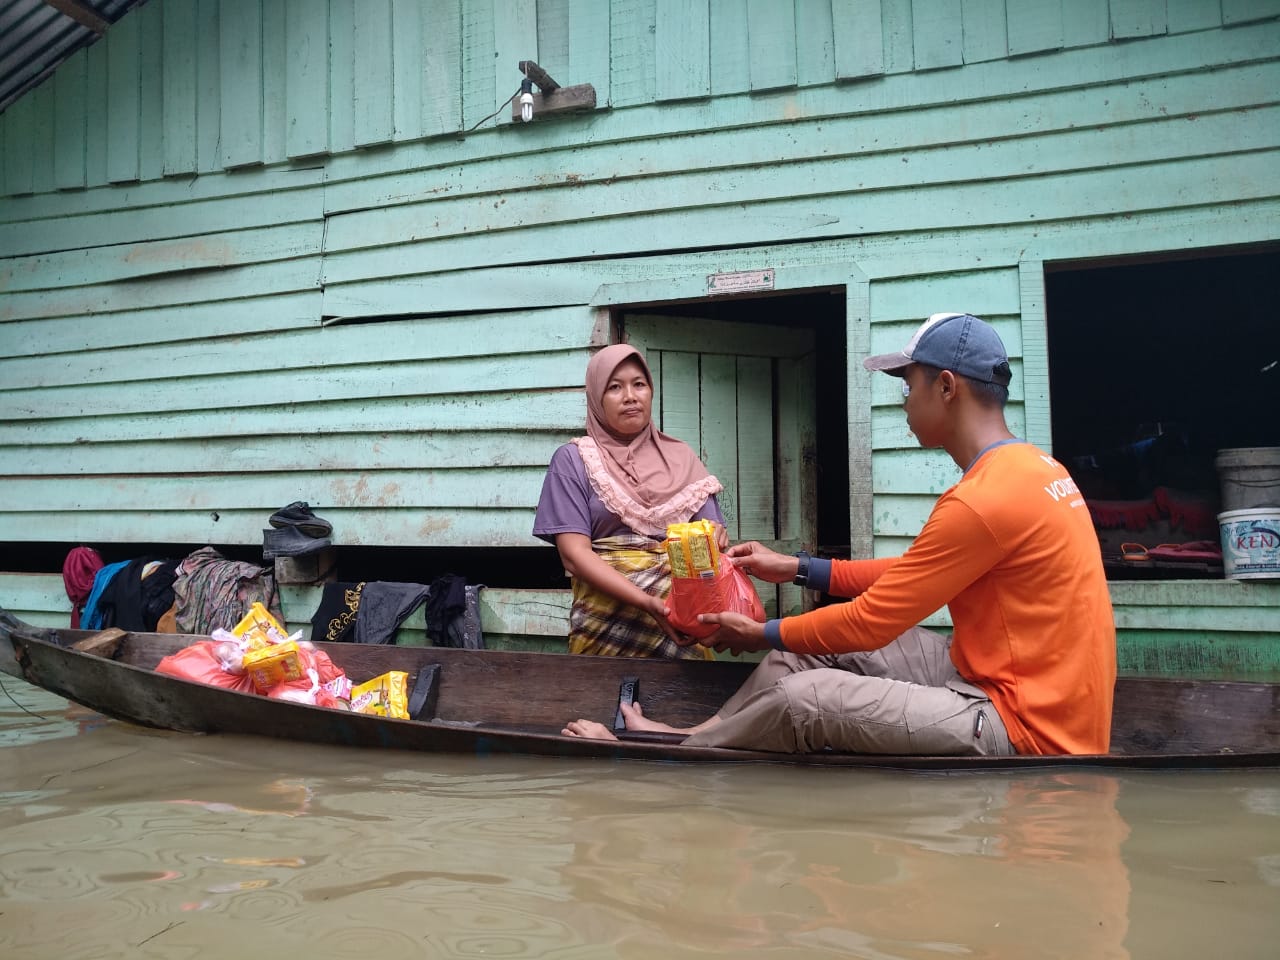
[242,640,305,691]
[665,519,720,579]
[232,601,290,650]
[350,671,410,720]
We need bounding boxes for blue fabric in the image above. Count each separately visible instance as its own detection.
[806,557,834,593]
[764,619,787,651]
[81,561,130,630]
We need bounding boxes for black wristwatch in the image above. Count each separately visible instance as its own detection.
[793,550,811,586]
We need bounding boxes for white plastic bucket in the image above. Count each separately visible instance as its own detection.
[1218,508,1280,580]
[1215,447,1280,511]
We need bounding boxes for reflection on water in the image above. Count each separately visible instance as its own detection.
[0,676,1276,959]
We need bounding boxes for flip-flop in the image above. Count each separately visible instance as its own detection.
[1120,542,1150,563]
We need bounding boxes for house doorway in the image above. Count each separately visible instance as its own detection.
[1044,246,1279,579]
[619,289,848,615]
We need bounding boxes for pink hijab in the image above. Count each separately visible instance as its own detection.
[573,344,722,537]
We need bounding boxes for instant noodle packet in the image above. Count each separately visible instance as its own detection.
[232,601,290,651]
[350,671,410,720]
[664,519,720,579]
[242,640,305,691]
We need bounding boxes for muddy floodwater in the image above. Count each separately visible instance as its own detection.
[1,676,1277,959]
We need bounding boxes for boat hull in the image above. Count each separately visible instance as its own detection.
[2,611,1277,769]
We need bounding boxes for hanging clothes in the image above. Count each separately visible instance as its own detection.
[62,546,103,629]
[309,581,365,643]
[81,560,131,631]
[138,559,180,631]
[172,546,283,635]
[91,556,179,632]
[353,581,430,645]
[424,574,469,648]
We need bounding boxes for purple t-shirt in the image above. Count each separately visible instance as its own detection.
[533,443,724,543]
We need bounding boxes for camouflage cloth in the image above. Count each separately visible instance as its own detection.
[173,546,283,635]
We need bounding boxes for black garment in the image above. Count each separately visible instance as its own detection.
[139,559,179,631]
[424,574,469,648]
[94,556,163,632]
[310,581,364,643]
[353,581,431,645]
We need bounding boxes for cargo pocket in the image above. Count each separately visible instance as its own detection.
[903,682,989,756]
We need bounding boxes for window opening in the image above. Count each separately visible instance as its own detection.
[1045,248,1279,580]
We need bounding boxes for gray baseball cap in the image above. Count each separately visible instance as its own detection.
[863,312,1012,385]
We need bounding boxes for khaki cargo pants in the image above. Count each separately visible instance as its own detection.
[684,627,1015,756]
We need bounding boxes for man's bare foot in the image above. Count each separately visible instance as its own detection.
[562,703,717,741]
[561,719,617,740]
[617,701,687,735]
[621,701,722,738]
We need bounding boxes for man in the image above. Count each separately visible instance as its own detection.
[563,312,1116,756]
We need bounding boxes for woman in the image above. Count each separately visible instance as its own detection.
[533,344,727,659]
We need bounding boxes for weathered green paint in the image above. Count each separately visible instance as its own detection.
[655,0,710,102]
[163,0,199,175]
[795,0,836,87]
[0,2,1277,656]
[914,0,964,70]
[219,0,264,168]
[568,0,610,106]
[354,0,395,147]
[286,0,330,158]
[1007,0,1063,56]
[833,0,884,78]
[53,53,87,190]
[960,0,1008,63]
[1118,631,1280,682]
[747,0,799,91]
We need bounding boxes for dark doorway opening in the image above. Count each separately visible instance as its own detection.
[1045,247,1279,578]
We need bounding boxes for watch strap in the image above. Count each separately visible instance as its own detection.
[793,550,811,586]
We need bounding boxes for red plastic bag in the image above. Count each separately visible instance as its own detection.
[266,646,350,708]
[156,639,256,694]
[666,562,767,639]
[157,638,352,708]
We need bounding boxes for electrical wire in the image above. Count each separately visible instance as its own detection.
[467,88,521,132]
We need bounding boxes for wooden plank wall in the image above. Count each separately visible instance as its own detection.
[0,0,1278,566]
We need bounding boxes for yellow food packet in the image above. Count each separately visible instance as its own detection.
[232,601,288,651]
[242,640,304,691]
[350,671,410,720]
[664,519,720,579]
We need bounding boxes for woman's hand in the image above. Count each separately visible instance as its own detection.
[723,541,798,584]
[647,595,696,646]
[714,522,729,552]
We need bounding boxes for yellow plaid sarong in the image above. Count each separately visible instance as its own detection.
[569,534,715,660]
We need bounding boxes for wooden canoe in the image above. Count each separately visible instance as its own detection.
[2,608,1277,769]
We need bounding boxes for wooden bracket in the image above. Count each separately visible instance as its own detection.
[511,83,597,122]
[513,59,596,121]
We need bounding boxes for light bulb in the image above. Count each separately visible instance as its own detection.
[519,91,534,122]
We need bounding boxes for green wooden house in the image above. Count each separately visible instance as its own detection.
[1,0,1277,676]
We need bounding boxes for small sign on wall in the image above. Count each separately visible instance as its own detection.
[707,269,775,296]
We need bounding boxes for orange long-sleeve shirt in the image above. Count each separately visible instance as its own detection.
[777,443,1116,755]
